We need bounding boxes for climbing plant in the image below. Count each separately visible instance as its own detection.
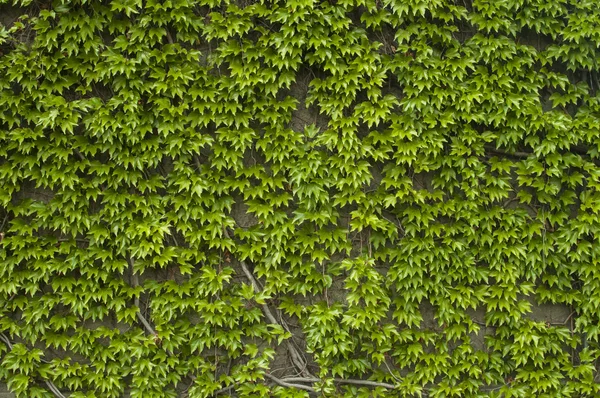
[1,0,600,397]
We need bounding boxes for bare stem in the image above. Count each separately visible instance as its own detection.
[275,376,397,390]
[128,257,157,336]
[0,333,67,398]
[223,228,313,378]
[265,374,316,393]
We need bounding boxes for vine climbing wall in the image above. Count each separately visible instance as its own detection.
[1,0,600,397]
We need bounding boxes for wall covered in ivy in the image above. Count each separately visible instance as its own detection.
[1,0,600,396]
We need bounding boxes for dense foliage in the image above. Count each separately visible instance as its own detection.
[2,0,600,396]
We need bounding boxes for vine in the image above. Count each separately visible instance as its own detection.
[1,0,600,397]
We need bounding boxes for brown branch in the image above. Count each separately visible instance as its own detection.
[45,381,67,398]
[73,148,86,162]
[0,333,67,398]
[333,378,396,389]
[265,374,316,393]
[0,333,12,349]
[212,383,237,396]
[382,359,401,382]
[193,155,202,171]
[57,238,89,243]
[275,376,397,390]
[128,257,157,336]
[0,212,9,232]
[134,295,157,335]
[278,377,319,383]
[471,319,489,327]
[481,383,510,392]
[484,144,599,162]
[484,146,530,159]
[223,229,313,378]
[212,374,399,396]
[241,256,308,374]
